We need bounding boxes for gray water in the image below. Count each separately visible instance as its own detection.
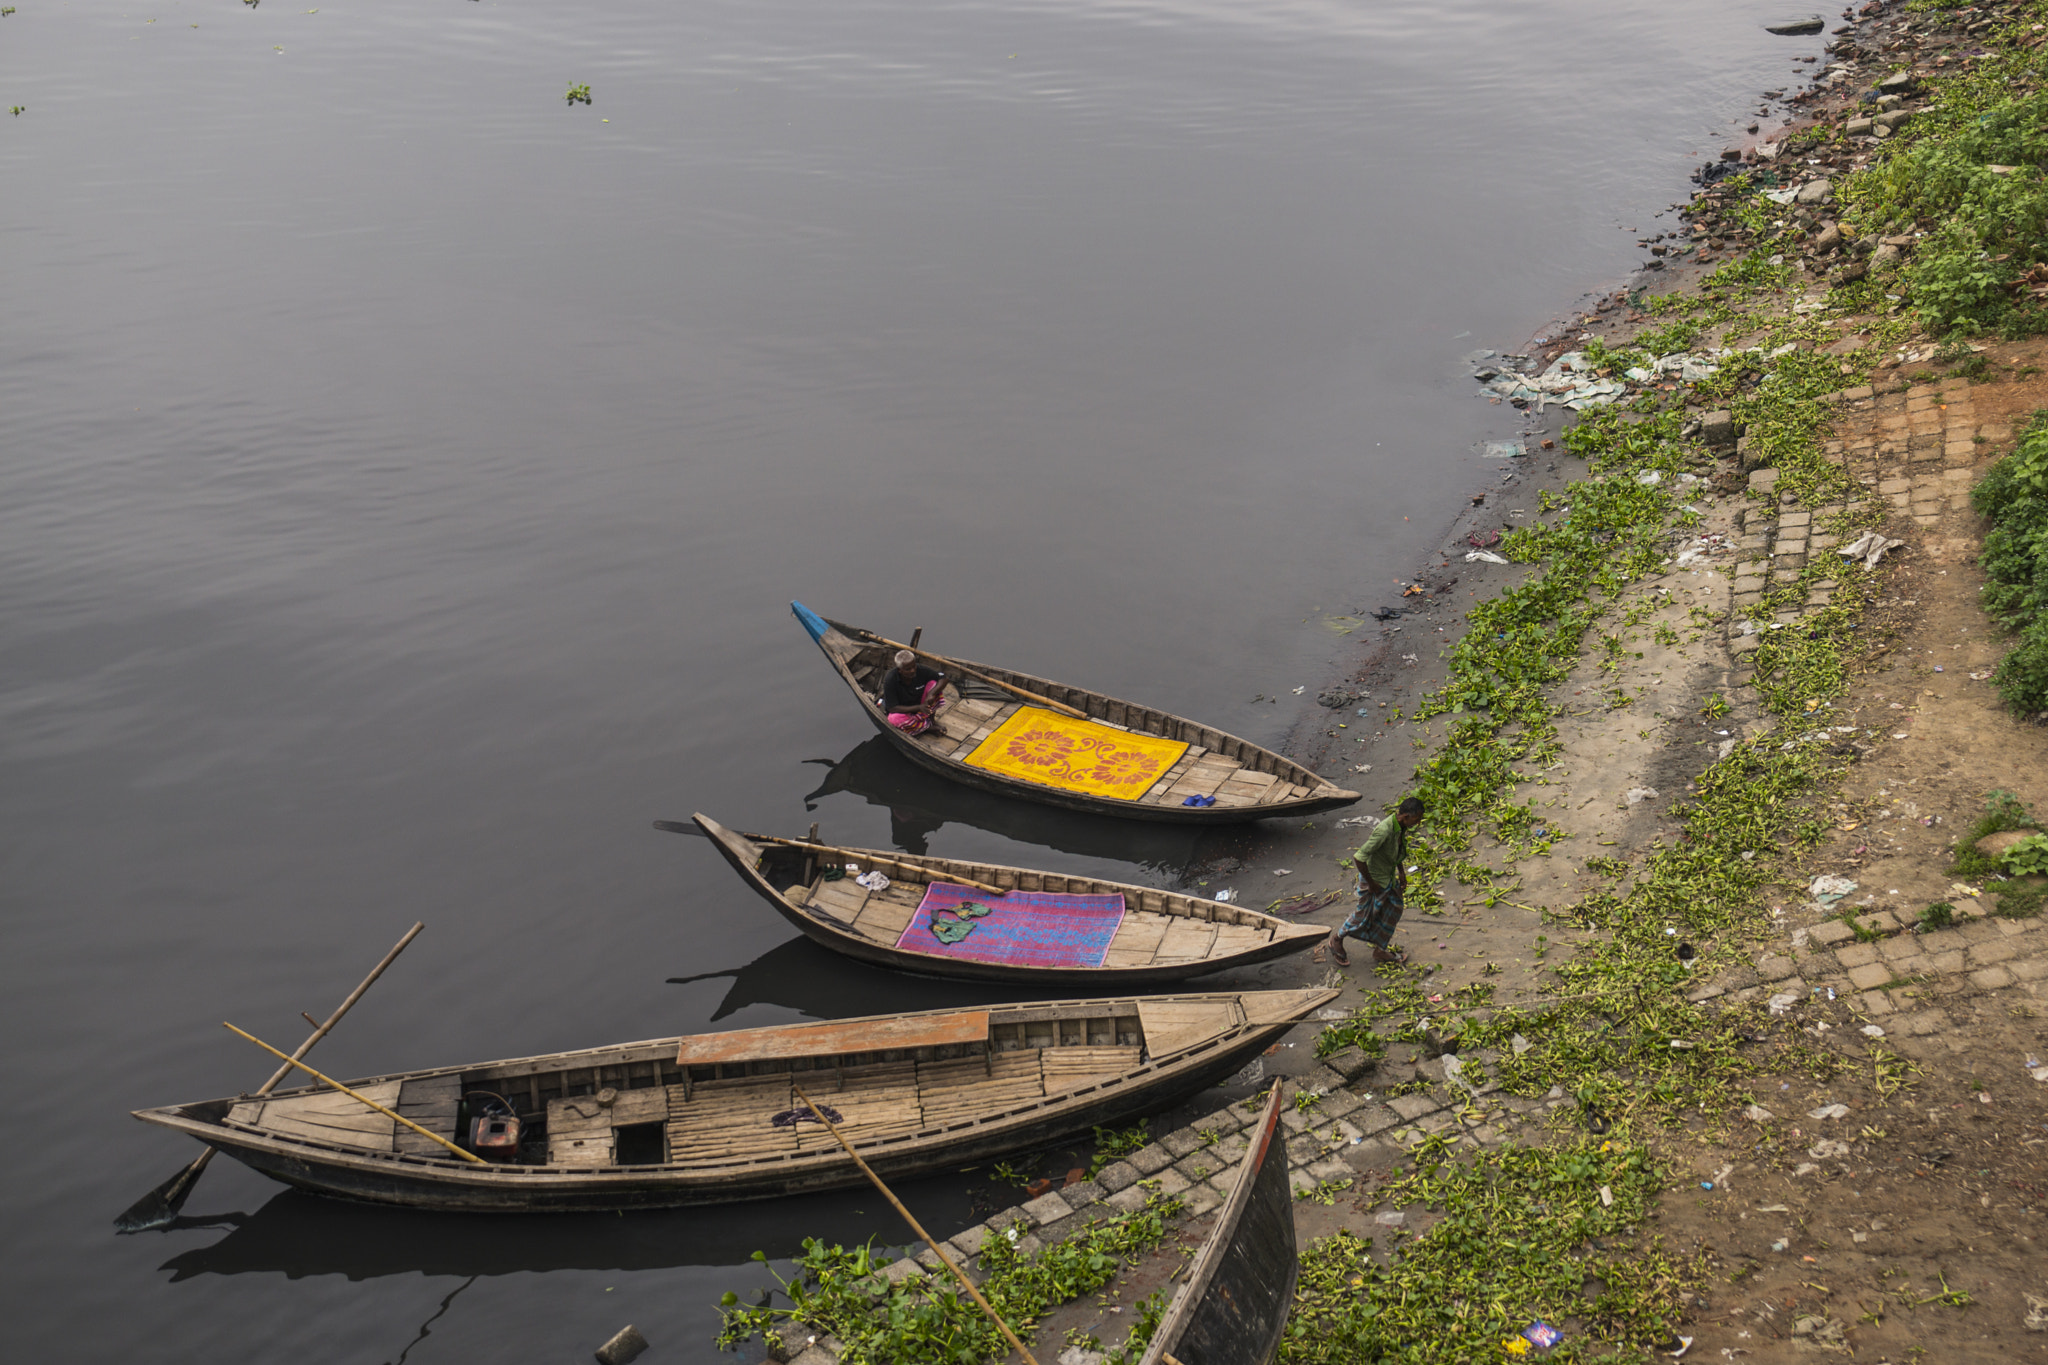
[2,0,1821,1357]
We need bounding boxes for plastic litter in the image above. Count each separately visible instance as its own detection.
[1699,1181,1713,1190]
[1767,991,1801,1016]
[1743,1104,1775,1122]
[1625,787,1660,805]
[853,869,891,891]
[1808,1138,1851,1159]
[1667,1337,1693,1359]
[1212,889,1237,903]
[1809,874,1858,908]
[1839,529,1906,569]
[1482,351,1628,411]
[1520,1321,1564,1351]
[1480,440,1525,459]
[1809,1103,1849,1120]
[1598,1184,1613,1207]
[1861,1025,1885,1038]
[1464,549,1510,564]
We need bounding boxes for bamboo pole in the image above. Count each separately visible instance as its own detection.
[115,922,426,1232]
[792,1084,1040,1365]
[222,1023,488,1165]
[859,631,1087,720]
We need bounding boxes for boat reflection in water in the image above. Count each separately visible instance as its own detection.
[801,735,1209,869]
[158,1177,968,1282]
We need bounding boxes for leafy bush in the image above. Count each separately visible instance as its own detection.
[2003,833,2048,876]
[1972,410,2048,712]
[1918,901,1955,932]
[1950,788,2040,877]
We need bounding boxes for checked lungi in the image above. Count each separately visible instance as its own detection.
[1335,881,1405,950]
[886,678,950,735]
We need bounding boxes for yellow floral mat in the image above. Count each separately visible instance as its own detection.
[961,707,1188,801]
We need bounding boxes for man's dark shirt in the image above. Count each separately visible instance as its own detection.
[882,665,944,712]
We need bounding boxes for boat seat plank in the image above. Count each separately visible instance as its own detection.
[393,1074,463,1157]
[676,1011,989,1067]
[1040,1046,1142,1088]
[229,1080,402,1152]
[850,895,919,943]
[1106,915,1169,953]
[1153,919,1219,963]
[805,879,870,926]
[1137,999,1246,1057]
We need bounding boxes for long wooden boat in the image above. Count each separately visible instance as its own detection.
[1138,1081,1297,1365]
[689,814,1327,985]
[793,603,1360,823]
[132,988,1336,1213]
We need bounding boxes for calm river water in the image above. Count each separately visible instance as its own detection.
[2,0,1816,1357]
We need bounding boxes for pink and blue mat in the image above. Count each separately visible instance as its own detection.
[897,882,1127,969]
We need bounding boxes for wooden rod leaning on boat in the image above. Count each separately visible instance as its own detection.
[221,1022,488,1165]
[114,922,426,1232]
[792,1084,1041,1365]
[856,630,1087,720]
[754,834,1009,897]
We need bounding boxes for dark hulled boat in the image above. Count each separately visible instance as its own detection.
[793,603,1359,824]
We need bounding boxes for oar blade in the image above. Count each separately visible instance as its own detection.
[112,1154,207,1233]
[652,820,709,837]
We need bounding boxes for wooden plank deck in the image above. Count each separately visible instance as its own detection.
[675,1011,990,1067]
[229,1080,402,1152]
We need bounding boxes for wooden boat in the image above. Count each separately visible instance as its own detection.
[1138,1081,1297,1365]
[689,814,1328,986]
[132,988,1337,1213]
[793,603,1360,823]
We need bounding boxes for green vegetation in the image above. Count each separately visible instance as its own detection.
[1918,900,1955,931]
[1973,411,2048,712]
[565,82,592,105]
[2003,833,2048,875]
[716,1192,1185,1365]
[1282,1139,1692,1363]
[1950,788,2040,876]
[1087,1121,1149,1178]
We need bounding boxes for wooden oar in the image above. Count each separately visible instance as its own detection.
[792,1084,1041,1365]
[221,1023,487,1164]
[655,820,1009,896]
[856,630,1087,720]
[114,922,426,1233]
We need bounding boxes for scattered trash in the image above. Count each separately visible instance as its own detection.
[1757,1203,1790,1213]
[1272,868,1293,877]
[1373,1209,1407,1225]
[1480,440,1525,459]
[1744,1104,1775,1122]
[1336,814,1375,827]
[1598,1184,1614,1207]
[1520,1321,1564,1351]
[1482,351,1629,411]
[1809,874,1858,908]
[2025,1292,2048,1332]
[1790,1316,1848,1353]
[1808,1138,1851,1159]
[1625,787,1660,805]
[1861,1025,1885,1038]
[1767,991,1801,1016]
[1839,530,1906,569]
[853,869,891,891]
[1511,1032,1532,1055]
[1213,889,1237,903]
[1468,530,1502,549]
[1666,1337,1693,1359]
[1465,550,1510,564]
[1771,1239,1789,1251]
[1699,1180,1714,1190]
[595,1325,650,1365]
[1809,1103,1849,1120]
[1181,794,1217,807]
[1291,685,1306,695]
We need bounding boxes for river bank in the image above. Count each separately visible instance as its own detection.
[715,1,2048,1360]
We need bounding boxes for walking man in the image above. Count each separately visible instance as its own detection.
[1325,796,1424,967]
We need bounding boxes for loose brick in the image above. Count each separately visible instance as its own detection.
[1810,920,1854,946]
[1019,1192,1070,1226]
[1836,941,1881,968]
[1094,1160,1141,1194]
[1847,962,1895,991]
[1059,1179,1107,1210]
[1126,1142,1175,1176]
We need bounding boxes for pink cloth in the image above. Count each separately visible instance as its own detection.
[887,679,949,735]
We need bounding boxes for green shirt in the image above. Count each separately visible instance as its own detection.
[1352,814,1407,890]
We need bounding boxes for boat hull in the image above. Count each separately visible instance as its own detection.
[146,1026,1288,1213]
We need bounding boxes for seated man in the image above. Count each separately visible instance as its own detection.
[880,650,950,736]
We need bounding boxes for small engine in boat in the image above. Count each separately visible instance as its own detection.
[464,1091,522,1162]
